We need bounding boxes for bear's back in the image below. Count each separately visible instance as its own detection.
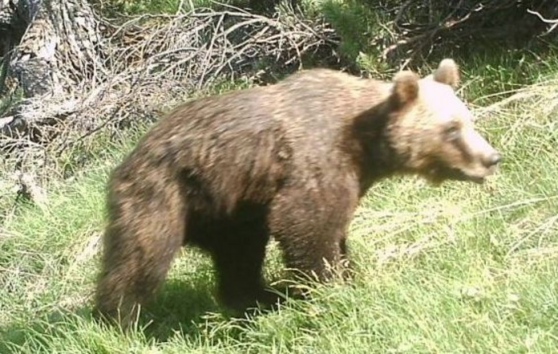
[118,69,391,210]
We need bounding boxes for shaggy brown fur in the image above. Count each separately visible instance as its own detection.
[94,59,501,327]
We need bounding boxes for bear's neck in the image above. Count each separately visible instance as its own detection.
[345,101,409,197]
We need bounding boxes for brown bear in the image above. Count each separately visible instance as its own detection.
[94,58,501,326]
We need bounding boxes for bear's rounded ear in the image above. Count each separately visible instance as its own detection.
[432,58,460,89]
[391,70,420,106]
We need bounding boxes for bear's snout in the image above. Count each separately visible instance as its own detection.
[481,152,502,168]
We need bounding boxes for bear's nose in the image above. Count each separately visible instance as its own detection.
[482,153,502,167]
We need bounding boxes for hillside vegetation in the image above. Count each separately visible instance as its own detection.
[1,0,558,353]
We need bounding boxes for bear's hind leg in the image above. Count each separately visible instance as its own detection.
[94,181,186,328]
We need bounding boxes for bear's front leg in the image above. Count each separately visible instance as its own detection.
[268,182,359,288]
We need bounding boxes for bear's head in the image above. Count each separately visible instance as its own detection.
[387,58,501,185]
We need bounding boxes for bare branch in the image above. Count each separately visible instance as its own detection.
[527,9,558,35]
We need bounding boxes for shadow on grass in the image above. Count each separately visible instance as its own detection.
[0,264,300,353]
[133,276,225,341]
[0,271,277,351]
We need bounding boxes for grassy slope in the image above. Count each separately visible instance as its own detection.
[2,1,558,353]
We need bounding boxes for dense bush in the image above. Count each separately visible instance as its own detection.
[316,0,558,69]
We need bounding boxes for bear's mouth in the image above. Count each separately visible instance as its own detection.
[427,165,488,185]
[447,168,486,184]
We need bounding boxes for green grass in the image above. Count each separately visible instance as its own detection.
[2,70,558,352]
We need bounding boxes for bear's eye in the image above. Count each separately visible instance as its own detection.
[444,124,460,141]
